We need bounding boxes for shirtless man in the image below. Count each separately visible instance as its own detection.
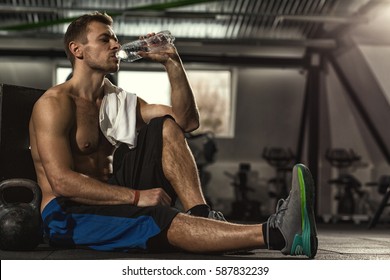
[29,12,318,257]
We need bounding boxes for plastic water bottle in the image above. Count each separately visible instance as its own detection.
[116,30,175,62]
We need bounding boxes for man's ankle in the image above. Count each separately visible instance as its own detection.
[186,204,210,218]
[262,223,286,250]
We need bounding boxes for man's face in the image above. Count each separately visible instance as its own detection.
[81,21,120,73]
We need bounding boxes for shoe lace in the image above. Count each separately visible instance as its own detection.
[208,210,227,221]
[267,197,290,229]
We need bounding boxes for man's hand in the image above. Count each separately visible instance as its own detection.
[135,31,199,133]
[137,188,172,207]
[137,32,179,65]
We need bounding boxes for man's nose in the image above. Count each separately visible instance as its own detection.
[112,41,120,49]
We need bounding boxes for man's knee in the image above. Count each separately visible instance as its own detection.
[162,116,184,142]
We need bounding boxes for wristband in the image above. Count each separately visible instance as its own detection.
[133,190,140,206]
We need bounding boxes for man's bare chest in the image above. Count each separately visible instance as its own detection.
[70,99,109,155]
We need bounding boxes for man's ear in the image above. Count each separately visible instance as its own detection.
[69,41,83,59]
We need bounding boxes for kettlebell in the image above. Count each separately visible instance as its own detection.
[0,179,42,251]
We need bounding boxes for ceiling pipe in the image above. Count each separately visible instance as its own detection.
[274,15,369,25]
[192,38,336,49]
[0,5,279,20]
[0,32,336,49]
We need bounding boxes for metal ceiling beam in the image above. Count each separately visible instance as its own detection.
[0,0,221,30]
[0,1,228,14]
[181,53,306,66]
[0,6,223,17]
[0,48,305,67]
[0,33,336,49]
[274,15,369,25]
[186,38,336,49]
[1,5,342,21]
[323,0,388,38]
[328,53,390,165]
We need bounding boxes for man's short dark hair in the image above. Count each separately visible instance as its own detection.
[64,12,113,67]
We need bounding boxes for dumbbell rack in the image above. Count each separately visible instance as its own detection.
[324,148,370,224]
[262,147,295,211]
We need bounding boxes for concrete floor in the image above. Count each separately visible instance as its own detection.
[0,223,389,260]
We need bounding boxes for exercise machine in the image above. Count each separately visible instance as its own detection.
[367,175,390,228]
[186,132,218,207]
[325,148,372,224]
[262,147,295,209]
[224,163,262,221]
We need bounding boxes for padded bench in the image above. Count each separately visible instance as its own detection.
[0,84,45,201]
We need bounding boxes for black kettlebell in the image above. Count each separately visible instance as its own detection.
[0,179,42,250]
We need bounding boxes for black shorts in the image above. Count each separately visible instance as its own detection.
[109,115,177,203]
[42,116,180,252]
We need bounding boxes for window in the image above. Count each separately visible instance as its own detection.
[186,70,233,137]
[56,66,234,137]
[118,71,171,105]
[119,69,234,137]
[55,67,72,84]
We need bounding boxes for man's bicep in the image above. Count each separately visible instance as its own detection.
[137,97,172,126]
[36,128,74,172]
[32,97,74,178]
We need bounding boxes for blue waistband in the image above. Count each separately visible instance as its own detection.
[41,198,61,221]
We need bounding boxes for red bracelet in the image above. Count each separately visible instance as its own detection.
[133,190,140,206]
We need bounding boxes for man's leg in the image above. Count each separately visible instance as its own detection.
[161,117,208,212]
[167,214,264,253]
[110,116,209,214]
[166,163,318,258]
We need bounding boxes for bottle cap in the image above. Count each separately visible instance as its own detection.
[116,49,128,60]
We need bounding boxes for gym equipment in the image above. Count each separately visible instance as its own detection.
[262,147,295,207]
[0,179,42,250]
[367,175,390,228]
[186,132,217,168]
[0,84,45,182]
[326,148,371,223]
[328,174,361,215]
[224,163,262,221]
[186,132,218,206]
[326,148,361,215]
[325,148,361,169]
[0,84,45,250]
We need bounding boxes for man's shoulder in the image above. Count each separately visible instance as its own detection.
[39,84,73,104]
[44,83,72,97]
[33,84,75,116]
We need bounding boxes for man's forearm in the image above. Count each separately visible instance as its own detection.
[50,170,135,205]
[165,58,199,132]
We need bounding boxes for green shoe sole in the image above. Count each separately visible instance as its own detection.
[290,164,318,258]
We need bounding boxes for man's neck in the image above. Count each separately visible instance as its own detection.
[69,68,106,102]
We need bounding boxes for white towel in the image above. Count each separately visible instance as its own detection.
[99,78,138,148]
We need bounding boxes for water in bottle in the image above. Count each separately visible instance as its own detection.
[116,30,175,62]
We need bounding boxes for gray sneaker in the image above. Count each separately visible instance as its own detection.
[266,163,318,258]
[208,210,227,221]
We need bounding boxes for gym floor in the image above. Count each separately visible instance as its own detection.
[0,223,389,260]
